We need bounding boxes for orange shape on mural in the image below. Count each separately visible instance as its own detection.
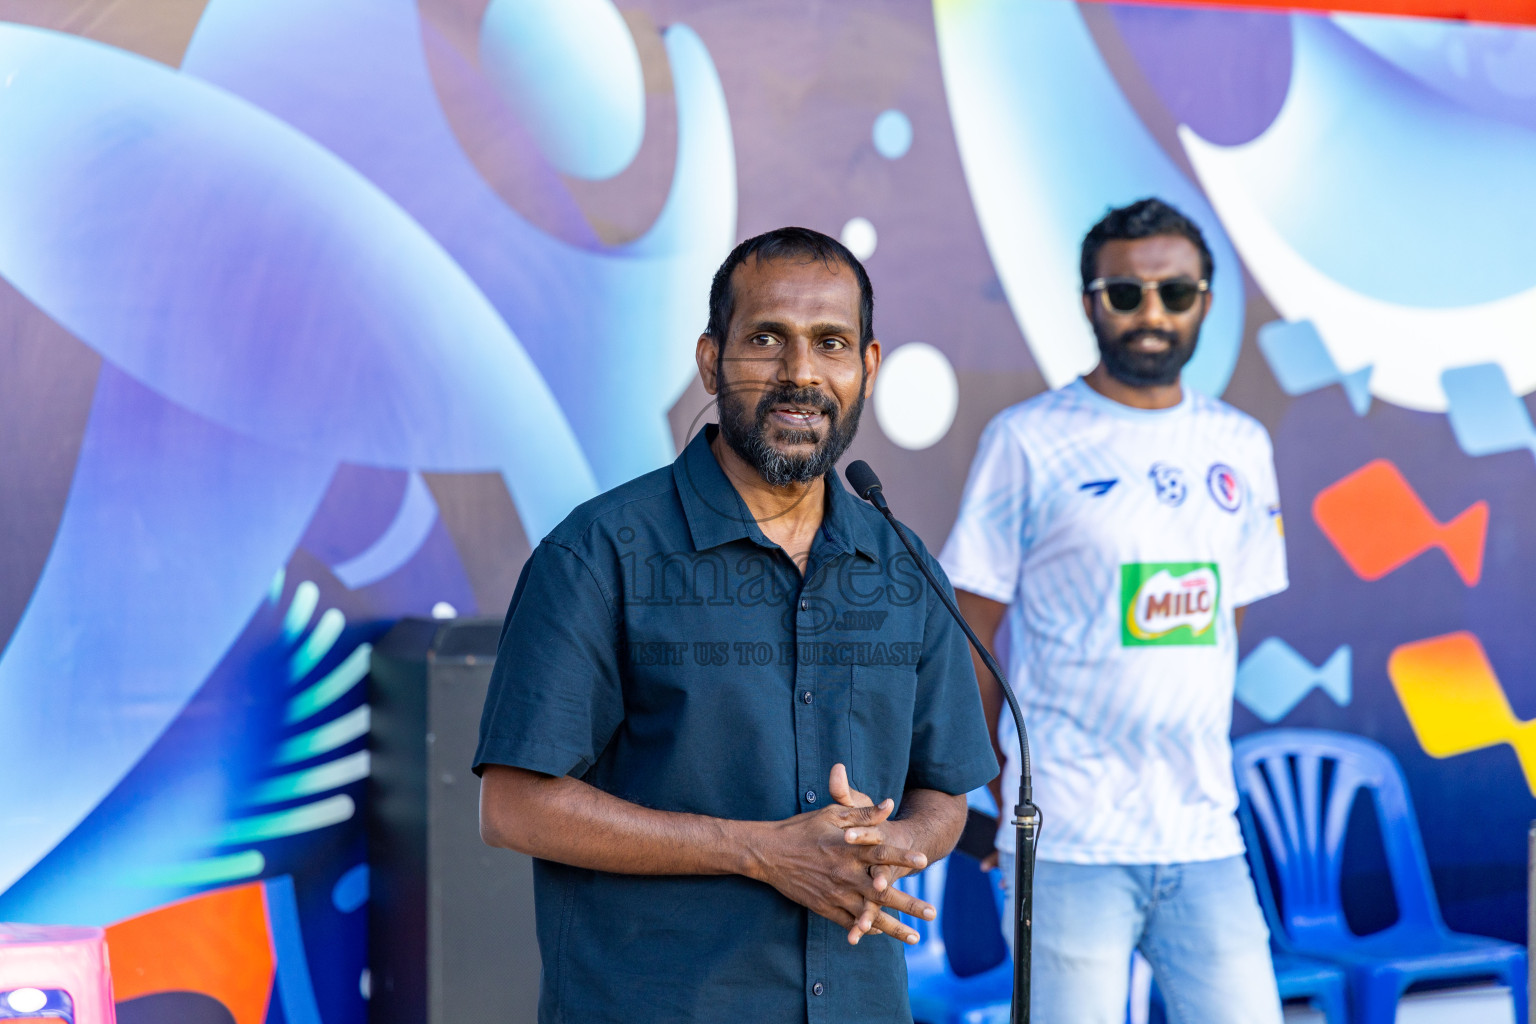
[1388,630,1536,795]
[1312,458,1487,585]
[105,882,275,1024]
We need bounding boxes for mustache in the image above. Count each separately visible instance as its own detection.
[756,384,837,422]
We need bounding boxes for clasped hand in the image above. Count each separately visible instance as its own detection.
[752,764,934,947]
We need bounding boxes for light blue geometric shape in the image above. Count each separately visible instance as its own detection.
[479,0,645,180]
[331,472,438,589]
[332,862,369,914]
[0,21,597,538]
[289,608,345,682]
[282,581,321,643]
[934,0,1244,398]
[183,0,736,490]
[1194,16,1536,308]
[1236,638,1352,724]
[1333,14,1536,137]
[873,109,913,159]
[0,369,336,896]
[285,648,371,727]
[265,875,324,1024]
[1256,319,1372,416]
[1441,362,1536,462]
[1339,366,1374,417]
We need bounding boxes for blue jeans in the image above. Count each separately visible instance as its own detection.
[997,853,1283,1024]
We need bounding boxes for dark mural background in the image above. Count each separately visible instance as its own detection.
[1,1,1534,1018]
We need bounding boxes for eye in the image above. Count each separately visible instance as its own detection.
[819,337,848,351]
[749,333,779,347]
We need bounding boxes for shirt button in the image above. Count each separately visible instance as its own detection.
[812,981,825,997]
[805,789,817,804]
[801,690,813,704]
[800,599,807,611]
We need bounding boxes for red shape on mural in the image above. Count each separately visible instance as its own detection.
[1087,1,1536,29]
[1311,458,1487,585]
[105,882,275,1024]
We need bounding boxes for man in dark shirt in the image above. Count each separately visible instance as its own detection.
[474,227,998,1023]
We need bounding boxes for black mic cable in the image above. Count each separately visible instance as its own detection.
[845,459,1040,1024]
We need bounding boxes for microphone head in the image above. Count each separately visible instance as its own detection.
[844,460,883,501]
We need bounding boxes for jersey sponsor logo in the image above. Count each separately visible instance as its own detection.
[1207,463,1242,512]
[1268,504,1284,537]
[1121,562,1220,646]
[1078,478,1118,497]
[1147,463,1187,507]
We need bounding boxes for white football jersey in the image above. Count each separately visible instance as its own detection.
[941,377,1287,863]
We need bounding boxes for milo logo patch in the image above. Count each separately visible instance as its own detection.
[1121,562,1220,646]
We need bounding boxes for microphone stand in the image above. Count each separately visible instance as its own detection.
[846,462,1040,1024]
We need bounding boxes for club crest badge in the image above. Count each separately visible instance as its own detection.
[1207,463,1242,512]
[1147,463,1187,507]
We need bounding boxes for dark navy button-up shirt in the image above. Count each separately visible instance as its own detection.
[474,426,997,1024]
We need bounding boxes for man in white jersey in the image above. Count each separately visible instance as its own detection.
[941,198,1287,1023]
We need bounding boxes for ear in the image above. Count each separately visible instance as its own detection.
[696,333,721,395]
[862,338,882,399]
[1081,292,1096,322]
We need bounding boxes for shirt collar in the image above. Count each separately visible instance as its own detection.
[672,426,880,563]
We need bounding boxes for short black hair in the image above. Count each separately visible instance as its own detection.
[1080,198,1214,290]
[705,227,874,352]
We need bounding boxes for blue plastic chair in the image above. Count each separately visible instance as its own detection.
[1147,950,1346,1024]
[898,852,1012,1024]
[1233,728,1527,1024]
[1230,790,1351,1024]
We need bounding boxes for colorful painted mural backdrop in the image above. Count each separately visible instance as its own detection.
[1,1,1533,1019]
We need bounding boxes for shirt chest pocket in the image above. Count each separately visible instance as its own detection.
[847,664,918,805]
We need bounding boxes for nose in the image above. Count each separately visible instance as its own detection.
[778,337,822,389]
[1135,285,1174,329]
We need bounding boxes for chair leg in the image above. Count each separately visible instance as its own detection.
[1351,970,1406,1024]
[1498,960,1528,1024]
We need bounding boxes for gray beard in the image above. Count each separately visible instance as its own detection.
[717,381,865,488]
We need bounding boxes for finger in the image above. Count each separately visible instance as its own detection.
[981,851,999,872]
[843,825,888,846]
[826,799,893,828]
[870,911,922,944]
[869,864,894,893]
[856,843,928,872]
[828,763,858,808]
[874,884,937,921]
[846,900,880,945]
[829,762,876,810]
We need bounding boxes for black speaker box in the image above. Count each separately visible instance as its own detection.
[368,617,538,1024]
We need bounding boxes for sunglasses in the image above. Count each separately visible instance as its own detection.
[1087,276,1208,314]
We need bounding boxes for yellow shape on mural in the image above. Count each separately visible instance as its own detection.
[1388,631,1536,795]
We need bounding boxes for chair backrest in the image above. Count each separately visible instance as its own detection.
[896,858,949,968]
[940,852,1008,978]
[1232,728,1444,944]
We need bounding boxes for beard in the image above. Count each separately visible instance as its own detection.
[716,374,866,488]
[1095,324,1199,388]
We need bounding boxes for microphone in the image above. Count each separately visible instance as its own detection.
[845,459,1040,1024]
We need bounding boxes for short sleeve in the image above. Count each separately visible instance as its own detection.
[1227,430,1289,608]
[940,415,1031,604]
[473,541,624,779]
[905,551,1001,796]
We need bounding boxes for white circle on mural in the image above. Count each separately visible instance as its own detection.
[840,217,877,261]
[874,342,959,450]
